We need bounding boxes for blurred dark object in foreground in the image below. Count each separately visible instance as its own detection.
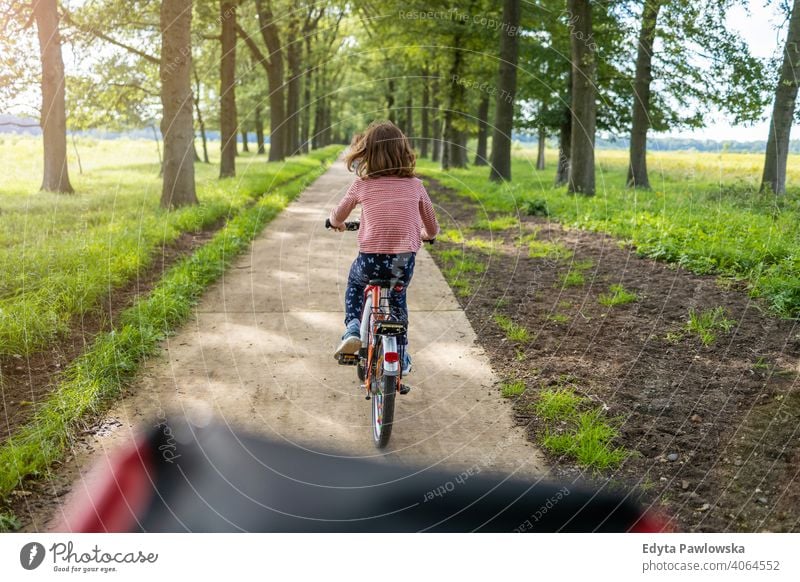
[55,419,669,532]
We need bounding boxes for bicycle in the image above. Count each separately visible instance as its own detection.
[325,218,433,448]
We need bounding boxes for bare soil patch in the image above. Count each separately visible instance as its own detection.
[426,177,800,532]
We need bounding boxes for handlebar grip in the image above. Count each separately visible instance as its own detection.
[325,219,360,231]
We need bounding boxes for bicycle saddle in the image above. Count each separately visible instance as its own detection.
[368,278,400,288]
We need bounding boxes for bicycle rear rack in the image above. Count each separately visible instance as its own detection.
[373,320,407,336]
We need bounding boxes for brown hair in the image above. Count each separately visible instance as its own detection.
[345,121,416,178]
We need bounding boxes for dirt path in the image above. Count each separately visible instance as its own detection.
[17,160,546,531]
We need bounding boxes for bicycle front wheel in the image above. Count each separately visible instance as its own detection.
[371,340,397,449]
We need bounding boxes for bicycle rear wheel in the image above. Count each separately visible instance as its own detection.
[371,339,397,448]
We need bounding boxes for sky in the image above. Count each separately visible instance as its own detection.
[669,0,792,141]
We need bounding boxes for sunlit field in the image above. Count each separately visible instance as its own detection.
[0,136,340,356]
[420,146,800,317]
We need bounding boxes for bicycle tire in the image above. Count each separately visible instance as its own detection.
[371,339,397,448]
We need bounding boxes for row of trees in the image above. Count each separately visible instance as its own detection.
[2,0,799,207]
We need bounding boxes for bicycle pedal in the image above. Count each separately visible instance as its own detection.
[336,353,359,366]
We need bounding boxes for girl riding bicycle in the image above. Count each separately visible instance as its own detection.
[329,121,439,375]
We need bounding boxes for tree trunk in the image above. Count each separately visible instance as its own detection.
[420,73,430,158]
[567,0,596,196]
[555,105,571,185]
[192,70,209,164]
[387,78,396,123]
[627,0,661,189]
[301,37,313,154]
[474,95,490,166]
[442,48,467,169]
[455,130,468,167]
[33,0,73,193]
[159,0,196,208]
[151,124,162,169]
[192,137,201,162]
[489,0,521,181]
[255,106,266,154]
[536,126,546,170]
[286,19,301,155]
[255,0,285,161]
[761,0,800,195]
[404,91,413,144]
[313,67,324,149]
[241,129,249,152]
[219,0,237,177]
[431,84,441,163]
[322,99,332,145]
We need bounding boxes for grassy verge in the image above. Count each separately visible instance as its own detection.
[0,139,340,356]
[418,149,800,317]
[0,149,340,507]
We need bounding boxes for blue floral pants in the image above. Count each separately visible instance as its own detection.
[344,252,416,345]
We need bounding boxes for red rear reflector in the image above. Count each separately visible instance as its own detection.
[384,352,399,363]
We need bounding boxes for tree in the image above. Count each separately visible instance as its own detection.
[489,0,521,181]
[627,0,661,189]
[33,0,73,193]
[160,0,197,208]
[239,0,286,161]
[567,0,597,196]
[219,0,237,177]
[761,0,800,195]
[474,94,490,165]
[625,0,766,190]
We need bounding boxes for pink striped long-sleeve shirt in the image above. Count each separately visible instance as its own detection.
[330,176,439,254]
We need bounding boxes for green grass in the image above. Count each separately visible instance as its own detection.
[494,314,530,342]
[523,199,549,216]
[548,313,570,324]
[473,214,520,231]
[535,387,629,471]
[501,380,527,398]
[436,249,485,298]
[528,239,573,260]
[434,248,463,262]
[559,270,585,288]
[418,149,800,317]
[0,137,342,357]
[0,148,340,503]
[465,237,499,253]
[534,387,583,420]
[598,284,638,306]
[443,257,486,278]
[685,306,736,346]
[0,510,20,532]
[438,228,465,244]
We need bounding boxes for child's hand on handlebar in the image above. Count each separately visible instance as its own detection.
[325,218,346,232]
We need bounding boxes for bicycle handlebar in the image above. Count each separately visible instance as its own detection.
[325,218,360,231]
[325,218,435,244]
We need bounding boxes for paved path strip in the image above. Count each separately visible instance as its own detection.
[31,160,546,530]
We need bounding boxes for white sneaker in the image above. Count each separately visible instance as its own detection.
[334,332,361,359]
